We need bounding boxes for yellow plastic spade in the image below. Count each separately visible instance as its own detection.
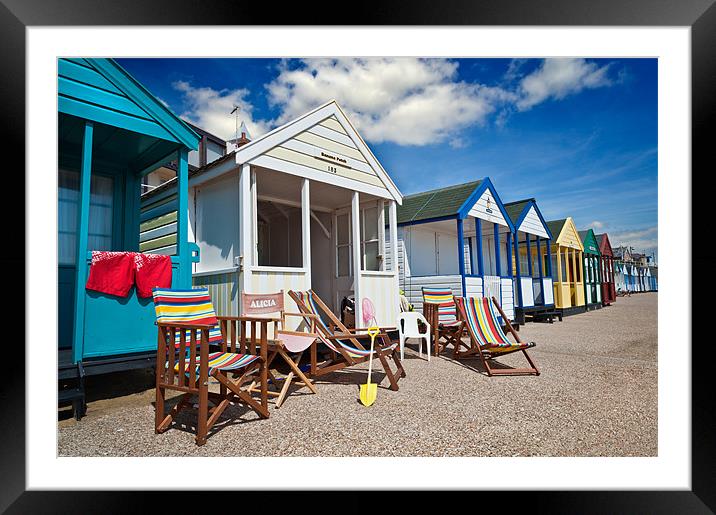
[359,326,381,407]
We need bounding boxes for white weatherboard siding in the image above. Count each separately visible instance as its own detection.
[468,188,509,226]
[401,275,463,314]
[500,278,514,320]
[360,273,399,327]
[465,276,483,298]
[543,278,554,305]
[520,277,535,307]
[517,206,549,238]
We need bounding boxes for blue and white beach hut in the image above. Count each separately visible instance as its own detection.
[393,179,517,322]
[504,198,555,325]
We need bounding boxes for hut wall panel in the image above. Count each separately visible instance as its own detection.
[360,273,399,327]
[542,277,554,305]
[192,270,240,317]
[400,275,463,314]
[520,277,535,307]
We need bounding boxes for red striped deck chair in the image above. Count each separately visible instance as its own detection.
[422,287,465,356]
[240,290,319,409]
[454,296,539,376]
[153,287,270,446]
[288,290,406,391]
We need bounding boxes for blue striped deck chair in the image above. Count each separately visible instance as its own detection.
[288,290,406,391]
[454,296,539,376]
[152,287,270,446]
[421,287,465,357]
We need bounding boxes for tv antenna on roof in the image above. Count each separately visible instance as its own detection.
[230,105,240,143]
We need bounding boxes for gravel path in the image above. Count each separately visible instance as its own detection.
[58,293,657,457]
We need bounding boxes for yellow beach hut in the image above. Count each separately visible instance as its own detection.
[545,218,586,314]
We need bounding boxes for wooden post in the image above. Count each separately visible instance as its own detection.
[457,218,466,296]
[506,232,513,277]
[72,120,93,364]
[545,239,552,276]
[378,199,385,271]
[536,237,543,278]
[514,232,523,308]
[525,234,532,277]
[302,178,311,286]
[494,223,501,277]
[389,200,399,315]
[556,246,563,283]
[474,217,484,277]
[251,169,258,265]
[351,191,362,327]
[239,163,252,300]
[177,148,189,285]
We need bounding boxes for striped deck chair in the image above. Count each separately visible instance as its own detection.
[288,290,406,391]
[153,287,270,446]
[422,287,465,356]
[454,296,539,376]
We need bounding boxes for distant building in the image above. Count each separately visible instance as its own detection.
[141,121,227,194]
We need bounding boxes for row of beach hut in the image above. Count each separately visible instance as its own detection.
[57,58,656,386]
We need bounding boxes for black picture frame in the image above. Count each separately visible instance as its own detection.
[4,0,712,511]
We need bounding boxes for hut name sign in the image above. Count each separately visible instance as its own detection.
[314,149,352,173]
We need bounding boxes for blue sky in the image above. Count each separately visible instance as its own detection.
[117,57,658,260]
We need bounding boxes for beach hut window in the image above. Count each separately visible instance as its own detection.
[361,206,381,271]
[255,199,303,268]
[58,169,114,265]
[336,213,351,277]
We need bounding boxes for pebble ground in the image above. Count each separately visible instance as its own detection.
[58,293,657,457]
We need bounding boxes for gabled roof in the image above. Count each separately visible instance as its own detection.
[59,58,200,151]
[504,198,552,239]
[596,233,614,257]
[397,181,482,224]
[546,217,583,250]
[232,100,402,203]
[578,229,600,255]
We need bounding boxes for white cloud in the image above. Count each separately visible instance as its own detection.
[170,58,616,148]
[589,220,605,229]
[516,58,612,110]
[610,226,658,255]
[265,58,516,146]
[172,80,270,141]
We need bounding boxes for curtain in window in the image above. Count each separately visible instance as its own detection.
[58,169,114,265]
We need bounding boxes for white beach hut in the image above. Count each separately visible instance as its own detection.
[141,100,403,328]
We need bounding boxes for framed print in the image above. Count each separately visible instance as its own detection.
[4,0,713,511]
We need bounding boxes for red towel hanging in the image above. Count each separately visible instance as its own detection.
[85,251,173,298]
[85,251,136,297]
[134,253,173,298]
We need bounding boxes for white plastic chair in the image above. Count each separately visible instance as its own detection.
[397,312,431,361]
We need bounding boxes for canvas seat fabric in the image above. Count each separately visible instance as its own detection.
[153,287,260,371]
[293,291,398,358]
[462,296,534,353]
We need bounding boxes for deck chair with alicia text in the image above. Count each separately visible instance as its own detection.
[240,290,319,409]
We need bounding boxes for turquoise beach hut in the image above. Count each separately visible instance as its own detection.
[58,58,200,380]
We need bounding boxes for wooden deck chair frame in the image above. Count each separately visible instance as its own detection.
[421,288,465,356]
[155,316,270,446]
[240,290,319,409]
[288,289,406,391]
[454,296,540,377]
